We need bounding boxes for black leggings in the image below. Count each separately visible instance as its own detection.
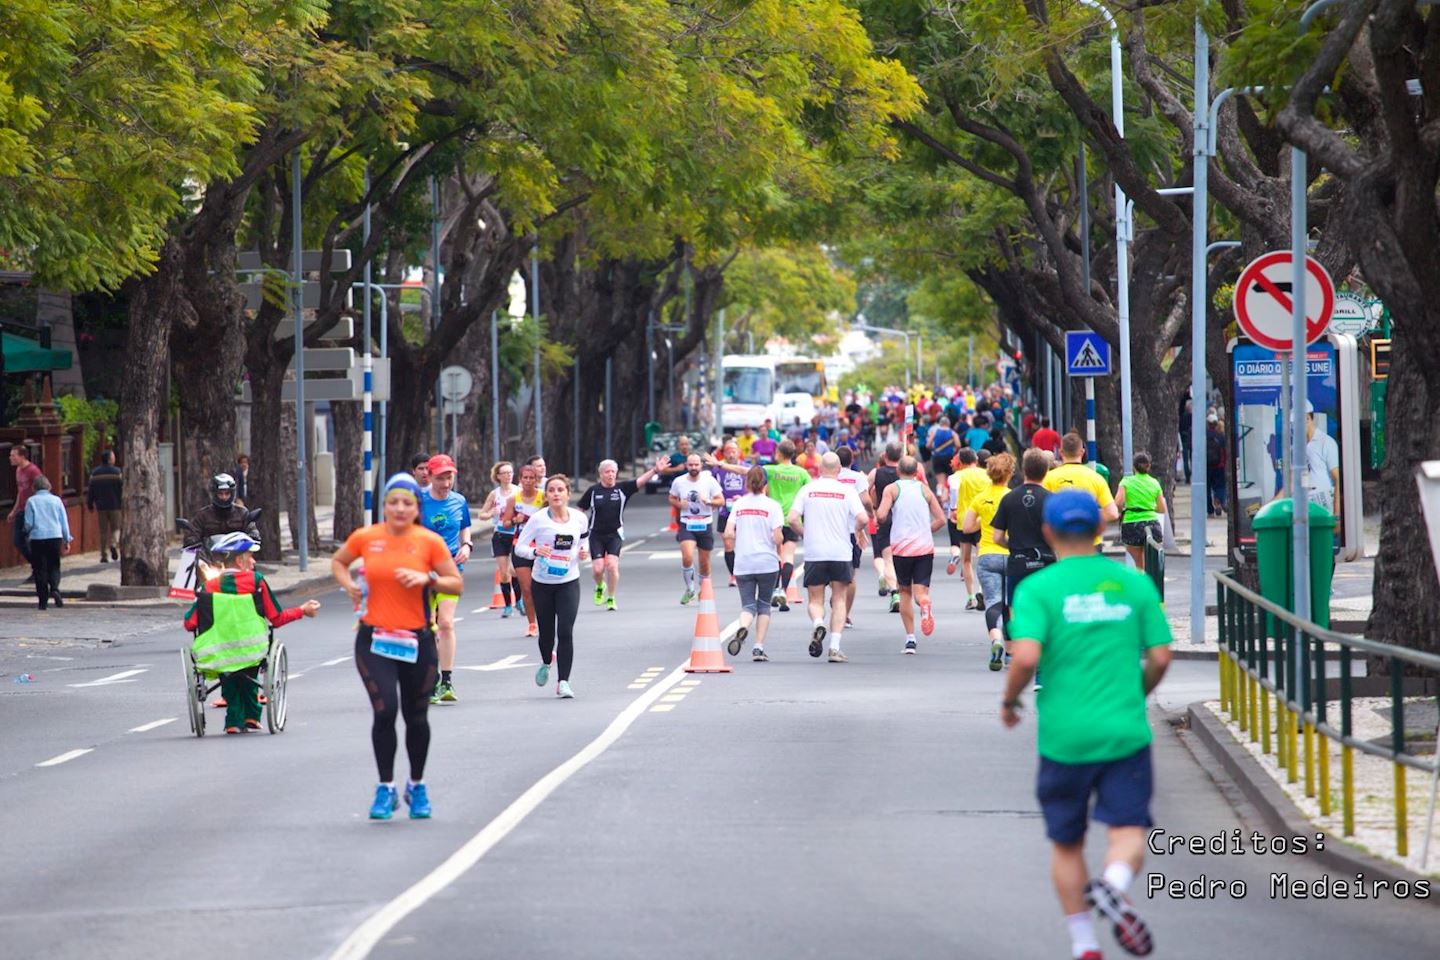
[532,579,580,682]
[354,625,438,783]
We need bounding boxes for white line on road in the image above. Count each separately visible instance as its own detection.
[321,656,351,667]
[128,718,177,733]
[67,668,147,688]
[329,617,740,960]
[36,748,93,767]
[456,654,529,672]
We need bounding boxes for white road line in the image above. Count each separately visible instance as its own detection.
[321,656,351,667]
[648,550,681,560]
[36,748,92,767]
[67,668,147,688]
[329,617,740,960]
[128,718,176,734]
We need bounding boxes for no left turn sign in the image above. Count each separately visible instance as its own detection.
[1233,251,1334,351]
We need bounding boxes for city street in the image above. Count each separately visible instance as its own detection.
[3,497,1436,960]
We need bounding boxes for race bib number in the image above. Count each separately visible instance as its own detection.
[546,535,575,577]
[371,628,420,663]
[685,518,710,532]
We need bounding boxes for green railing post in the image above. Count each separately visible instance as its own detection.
[1391,657,1408,857]
[1341,643,1354,836]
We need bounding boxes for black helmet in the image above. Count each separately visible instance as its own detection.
[210,473,237,510]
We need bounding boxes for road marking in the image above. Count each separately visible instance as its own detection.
[328,621,738,960]
[67,668,146,688]
[659,694,687,703]
[321,656,351,667]
[452,617,465,623]
[36,748,92,767]
[648,550,681,560]
[678,680,702,687]
[626,683,647,689]
[649,704,676,713]
[457,654,528,672]
[129,718,176,733]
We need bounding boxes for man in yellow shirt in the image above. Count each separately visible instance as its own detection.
[951,448,991,608]
[737,426,757,460]
[1042,433,1119,547]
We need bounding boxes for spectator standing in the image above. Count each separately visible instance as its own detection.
[1205,413,1226,516]
[24,475,71,610]
[8,444,44,579]
[1030,416,1062,457]
[86,450,123,562]
[233,453,251,504]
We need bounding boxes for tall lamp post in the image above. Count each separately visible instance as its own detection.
[1078,0,1135,472]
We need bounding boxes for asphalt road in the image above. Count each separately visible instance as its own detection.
[2,495,1435,960]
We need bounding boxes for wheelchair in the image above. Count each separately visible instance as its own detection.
[181,631,288,737]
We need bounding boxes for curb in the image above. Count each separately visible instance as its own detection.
[1185,702,1439,896]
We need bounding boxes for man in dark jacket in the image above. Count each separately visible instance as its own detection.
[86,450,122,562]
[185,474,259,548]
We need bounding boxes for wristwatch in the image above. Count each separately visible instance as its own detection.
[428,570,440,584]
[1002,699,1023,709]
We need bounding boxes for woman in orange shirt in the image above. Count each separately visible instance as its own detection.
[332,473,463,821]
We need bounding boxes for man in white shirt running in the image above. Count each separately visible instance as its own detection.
[668,454,725,605]
[788,452,868,662]
[875,456,945,654]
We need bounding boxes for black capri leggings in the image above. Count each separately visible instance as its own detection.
[354,625,439,783]
[532,579,580,682]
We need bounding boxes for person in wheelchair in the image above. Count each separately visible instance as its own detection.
[182,532,319,734]
[184,474,260,548]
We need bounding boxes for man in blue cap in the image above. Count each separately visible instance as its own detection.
[1001,489,1172,960]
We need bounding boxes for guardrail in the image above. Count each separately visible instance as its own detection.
[1215,569,1440,867]
[1143,529,1164,606]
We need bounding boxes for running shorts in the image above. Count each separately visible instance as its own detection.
[1036,746,1153,845]
[1120,520,1162,548]
[892,553,935,588]
[589,532,623,559]
[871,521,891,555]
[803,560,853,586]
[677,527,716,551]
[491,532,514,558]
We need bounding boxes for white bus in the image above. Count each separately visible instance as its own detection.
[721,354,829,430]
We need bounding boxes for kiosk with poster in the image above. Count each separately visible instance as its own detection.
[1228,333,1365,562]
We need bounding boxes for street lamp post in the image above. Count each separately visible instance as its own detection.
[1077,0,1135,473]
[291,149,308,573]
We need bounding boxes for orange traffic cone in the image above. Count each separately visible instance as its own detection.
[683,577,731,673]
[785,564,803,604]
[489,570,506,609]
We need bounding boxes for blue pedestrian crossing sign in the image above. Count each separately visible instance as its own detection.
[1065,330,1111,377]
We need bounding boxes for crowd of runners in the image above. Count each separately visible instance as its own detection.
[322,380,1173,960]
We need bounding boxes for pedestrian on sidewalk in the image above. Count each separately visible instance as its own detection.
[87,450,122,562]
[7,444,43,579]
[24,475,71,610]
[1001,489,1173,960]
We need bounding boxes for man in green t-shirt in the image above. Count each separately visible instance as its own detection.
[708,438,809,610]
[1002,489,1172,960]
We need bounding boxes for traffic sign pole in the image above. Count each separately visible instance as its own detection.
[1085,378,1097,464]
[1291,151,1312,627]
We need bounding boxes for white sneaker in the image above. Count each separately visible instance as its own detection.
[556,680,574,699]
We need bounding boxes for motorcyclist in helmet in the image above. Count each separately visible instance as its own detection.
[185,473,260,548]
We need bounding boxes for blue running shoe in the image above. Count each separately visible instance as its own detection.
[535,660,550,687]
[405,782,432,819]
[501,604,513,618]
[369,784,398,820]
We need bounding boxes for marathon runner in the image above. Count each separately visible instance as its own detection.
[867,440,902,612]
[992,449,1055,675]
[409,455,431,493]
[708,439,809,611]
[502,462,547,637]
[577,457,663,610]
[331,472,462,820]
[951,448,989,607]
[477,461,517,617]
[962,452,1014,671]
[1115,451,1168,573]
[835,446,873,628]
[418,454,472,704]
[668,453,725,604]
[874,455,944,654]
[1043,433,1120,548]
[513,475,589,699]
[714,441,749,587]
[722,465,784,661]
[788,452,867,663]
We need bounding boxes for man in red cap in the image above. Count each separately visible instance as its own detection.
[420,454,473,703]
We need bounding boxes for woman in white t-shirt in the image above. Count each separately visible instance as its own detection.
[722,466,784,662]
[513,475,590,699]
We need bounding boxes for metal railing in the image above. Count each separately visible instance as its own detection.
[1143,529,1165,606]
[1215,570,1440,866]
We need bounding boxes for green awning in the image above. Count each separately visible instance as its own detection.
[4,332,72,372]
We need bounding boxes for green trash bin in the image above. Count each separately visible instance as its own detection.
[1093,462,1111,487]
[1252,498,1336,628]
[643,421,663,451]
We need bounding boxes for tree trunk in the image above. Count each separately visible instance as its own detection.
[246,356,285,561]
[1367,340,1440,655]
[449,315,492,502]
[332,398,364,539]
[280,401,319,553]
[384,346,434,480]
[118,240,186,585]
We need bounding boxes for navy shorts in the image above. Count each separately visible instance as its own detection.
[1036,746,1153,845]
[677,527,716,551]
[590,532,623,558]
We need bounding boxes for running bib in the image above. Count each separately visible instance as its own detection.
[685,517,710,532]
[370,628,419,664]
[545,535,575,578]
